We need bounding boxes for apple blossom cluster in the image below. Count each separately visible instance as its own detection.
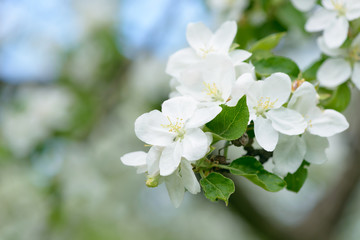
[292,0,360,89]
[121,21,350,207]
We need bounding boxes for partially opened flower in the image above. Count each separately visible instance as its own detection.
[121,149,201,208]
[273,82,349,175]
[166,21,251,78]
[134,96,216,176]
[305,0,360,48]
[246,73,307,151]
[317,35,360,89]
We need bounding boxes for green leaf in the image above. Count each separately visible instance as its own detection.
[302,58,325,82]
[275,3,307,31]
[320,83,351,112]
[252,56,300,79]
[205,96,249,140]
[200,172,235,205]
[284,161,309,193]
[250,32,286,52]
[228,157,286,192]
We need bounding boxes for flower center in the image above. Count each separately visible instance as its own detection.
[161,116,186,140]
[349,46,360,62]
[203,82,224,102]
[199,46,215,58]
[331,0,346,16]
[254,97,278,117]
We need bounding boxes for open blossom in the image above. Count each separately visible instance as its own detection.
[305,0,360,48]
[273,82,349,175]
[246,73,307,151]
[316,35,360,89]
[121,150,201,208]
[166,21,251,78]
[134,96,216,176]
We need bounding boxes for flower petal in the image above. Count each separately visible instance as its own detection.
[351,62,360,90]
[135,110,175,146]
[262,73,292,108]
[165,171,185,208]
[266,107,307,135]
[180,159,200,194]
[147,146,162,176]
[308,109,349,137]
[288,81,318,116]
[254,117,279,151]
[161,96,198,121]
[291,0,316,11]
[303,132,329,164]
[166,48,199,78]
[210,21,237,53]
[120,151,147,167]
[345,0,360,20]
[230,49,252,65]
[317,37,347,57]
[186,104,222,128]
[323,16,348,48]
[305,7,336,32]
[186,22,212,51]
[228,73,255,107]
[317,58,351,88]
[273,135,306,176]
[182,128,209,161]
[159,142,182,176]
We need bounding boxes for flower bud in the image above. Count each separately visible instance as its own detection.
[146,175,160,188]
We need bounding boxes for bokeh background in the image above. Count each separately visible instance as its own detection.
[0,0,359,239]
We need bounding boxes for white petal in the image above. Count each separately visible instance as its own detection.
[159,142,182,176]
[166,48,199,78]
[322,0,335,10]
[228,73,255,107]
[230,50,252,65]
[180,159,200,194]
[186,22,213,51]
[308,109,349,137]
[317,58,351,88]
[323,16,349,48]
[186,104,222,128]
[182,128,209,161]
[288,82,318,116]
[351,33,360,48]
[234,62,256,78]
[210,21,237,53]
[291,0,316,11]
[246,80,264,110]
[254,117,279,151]
[262,73,292,108]
[165,171,185,208]
[305,7,336,32]
[161,96,198,121]
[351,62,360,90]
[147,146,162,176]
[317,37,346,57]
[345,0,360,20]
[135,110,175,146]
[273,135,306,176]
[303,132,329,164]
[120,151,147,167]
[266,107,307,135]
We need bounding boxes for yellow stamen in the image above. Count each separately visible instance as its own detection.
[203,82,224,102]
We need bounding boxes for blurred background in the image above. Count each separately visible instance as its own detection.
[0,0,359,239]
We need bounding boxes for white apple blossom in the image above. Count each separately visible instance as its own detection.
[166,21,251,78]
[246,73,307,151]
[305,0,360,48]
[290,0,316,12]
[134,96,217,176]
[121,149,201,208]
[273,82,349,175]
[317,35,360,89]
